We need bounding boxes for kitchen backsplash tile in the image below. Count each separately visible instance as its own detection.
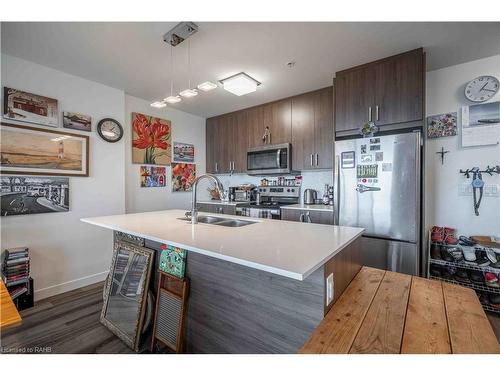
[198,170,333,204]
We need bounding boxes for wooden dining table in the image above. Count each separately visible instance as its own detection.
[0,279,22,329]
[300,266,500,354]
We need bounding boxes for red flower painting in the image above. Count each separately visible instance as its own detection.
[132,112,172,165]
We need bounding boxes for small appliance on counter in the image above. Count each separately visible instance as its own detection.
[229,185,256,202]
[236,186,300,219]
[303,189,317,205]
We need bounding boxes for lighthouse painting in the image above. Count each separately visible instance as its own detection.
[0,123,89,176]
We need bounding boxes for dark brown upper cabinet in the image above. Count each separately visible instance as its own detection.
[335,48,424,134]
[206,117,218,174]
[248,99,291,148]
[206,111,247,174]
[207,86,333,174]
[231,110,248,173]
[292,87,334,170]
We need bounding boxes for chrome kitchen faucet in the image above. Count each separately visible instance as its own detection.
[188,174,224,224]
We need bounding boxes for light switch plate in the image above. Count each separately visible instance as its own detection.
[326,273,334,305]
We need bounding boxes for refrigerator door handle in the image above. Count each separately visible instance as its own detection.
[334,155,340,225]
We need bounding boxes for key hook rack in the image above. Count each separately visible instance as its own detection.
[459,165,500,216]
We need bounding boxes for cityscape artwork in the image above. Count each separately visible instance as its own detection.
[173,142,195,163]
[0,175,70,216]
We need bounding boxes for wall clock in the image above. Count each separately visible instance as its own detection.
[97,118,123,143]
[464,75,499,102]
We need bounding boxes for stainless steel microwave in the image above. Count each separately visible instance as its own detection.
[247,143,291,175]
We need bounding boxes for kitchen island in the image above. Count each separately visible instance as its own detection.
[81,209,364,353]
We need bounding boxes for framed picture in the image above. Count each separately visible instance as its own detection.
[140,166,166,187]
[1,175,69,216]
[461,101,500,147]
[427,112,457,139]
[131,112,171,165]
[173,142,194,163]
[0,122,89,176]
[171,163,196,192]
[3,87,59,127]
[63,111,91,132]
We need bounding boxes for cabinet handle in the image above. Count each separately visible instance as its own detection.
[310,154,314,167]
[376,105,379,121]
[368,106,372,122]
[305,212,312,223]
[299,213,304,222]
[215,162,218,173]
[315,153,319,167]
[232,161,235,173]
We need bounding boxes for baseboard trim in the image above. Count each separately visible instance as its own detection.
[34,271,109,301]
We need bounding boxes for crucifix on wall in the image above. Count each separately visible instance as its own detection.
[436,147,450,165]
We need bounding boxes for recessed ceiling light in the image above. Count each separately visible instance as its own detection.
[219,72,261,96]
[150,101,167,108]
[179,88,198,98]
[197,81,218,92]
[164,95,182,104]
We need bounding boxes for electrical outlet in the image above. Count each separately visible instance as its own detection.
[459,182,499,197]
[326,273,334,305]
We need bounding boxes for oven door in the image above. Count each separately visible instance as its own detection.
[247,143,290,175]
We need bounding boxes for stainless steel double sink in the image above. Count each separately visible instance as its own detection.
[178,215,256,227]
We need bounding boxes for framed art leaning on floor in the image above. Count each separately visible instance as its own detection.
[0,122,89,176]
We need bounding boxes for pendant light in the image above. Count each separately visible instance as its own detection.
[164,46,182,104]
[179,38,198,98]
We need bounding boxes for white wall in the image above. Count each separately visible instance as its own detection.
[1,54,126,300]
[124,95,206,213]
[425,55,500,236]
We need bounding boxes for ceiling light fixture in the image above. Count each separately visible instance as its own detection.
[219,72,261,96]
[179,38,198,98]
[150,101,167,108]
[179,89,198,98]
[165,95,182,103]
[164,46,182,104]
[153,23,219,104]
[197,81,218,92]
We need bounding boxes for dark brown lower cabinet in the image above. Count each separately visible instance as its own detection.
[281,208,334,225]
[197,203,236,216]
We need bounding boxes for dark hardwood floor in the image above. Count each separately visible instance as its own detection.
[0,281,134,354]
[1,281,499,354]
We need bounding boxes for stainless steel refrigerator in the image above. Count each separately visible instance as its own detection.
[333,132,422,276]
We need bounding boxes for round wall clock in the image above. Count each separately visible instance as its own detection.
[464,75,499,102]
[97,118,123,143]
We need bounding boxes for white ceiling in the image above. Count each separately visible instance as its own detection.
[2,22,499,118]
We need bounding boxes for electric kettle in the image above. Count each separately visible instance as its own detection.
[303,189,317,205]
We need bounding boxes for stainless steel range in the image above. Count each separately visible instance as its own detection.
[235,186,300,219]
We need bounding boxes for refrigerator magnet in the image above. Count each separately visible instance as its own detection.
[360,154,373,163]
[341,151,355,168]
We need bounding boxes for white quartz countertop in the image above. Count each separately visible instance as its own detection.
[81,209,363,281]
[282,204,334,212]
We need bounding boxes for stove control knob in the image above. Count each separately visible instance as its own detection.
[287,189,290,192]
